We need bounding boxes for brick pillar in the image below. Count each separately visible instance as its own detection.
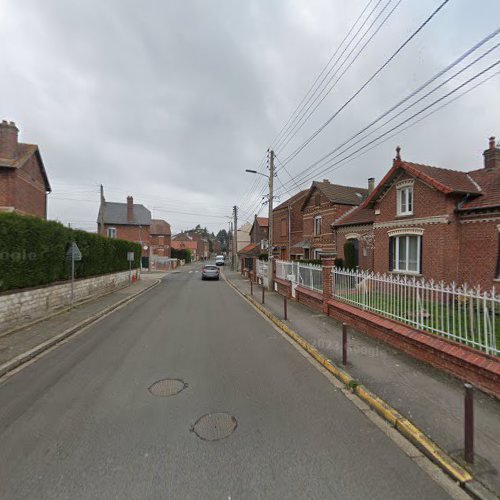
[322,258,335,314]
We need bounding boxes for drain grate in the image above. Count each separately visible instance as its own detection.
[148,379,186,397]
[192,413,237,441]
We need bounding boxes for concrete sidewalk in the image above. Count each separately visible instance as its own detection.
[226,270,500,496]
[0,277,160,377]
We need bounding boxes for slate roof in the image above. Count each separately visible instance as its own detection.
[99,202,151,226]
[460,167,500,210]
[332,205,374,227]
[274,190,308,211]
[150,219,171,235]
[302,181,368,209]
[0,143,51,192]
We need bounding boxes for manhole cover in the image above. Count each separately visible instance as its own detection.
[192,413,237,441]
[148,379,186,397]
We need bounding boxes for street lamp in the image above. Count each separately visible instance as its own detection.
[245,151,274,291]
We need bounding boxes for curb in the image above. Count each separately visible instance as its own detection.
[0,279,160,379]
[224,274,476,490]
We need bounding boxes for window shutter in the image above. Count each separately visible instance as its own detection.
[419,236,423,274]
[389,237,394,271]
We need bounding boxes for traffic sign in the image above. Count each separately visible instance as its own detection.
[66,242,82,261]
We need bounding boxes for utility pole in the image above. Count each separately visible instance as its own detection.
[233,205,238,272]
[228,221,233,267]
[288,204,291,260]
[267,149,274,291]
[100,184,105,236]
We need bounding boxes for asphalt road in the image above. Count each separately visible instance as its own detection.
[0,264,458,499]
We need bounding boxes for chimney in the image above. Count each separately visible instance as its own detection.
[0,120,19,159]
[127,196,134,222]
[368,177,375,194]
[323,179,330,183]
[483,136,500,170]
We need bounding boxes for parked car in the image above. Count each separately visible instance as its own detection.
[202,264,220,280]
[215,255,225,266]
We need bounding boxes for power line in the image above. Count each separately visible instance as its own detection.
[279,0,452,168]
[274,59,500,196]
[276,28,500,192]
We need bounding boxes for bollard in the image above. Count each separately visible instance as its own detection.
[283,295,288,320]
[262,285,265,304]
[342,322,348,366]
[464,383,474,463]
[250,280,253,296]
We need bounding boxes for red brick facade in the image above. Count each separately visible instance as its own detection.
[0,121,50,219]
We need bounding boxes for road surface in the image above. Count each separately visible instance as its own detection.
[0,264,459,499]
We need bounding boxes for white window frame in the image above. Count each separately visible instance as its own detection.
[313,248,323,259]
[314,216,322,236]
[392,234,421,274]
[396,181,414,216]
[107,227,117,239]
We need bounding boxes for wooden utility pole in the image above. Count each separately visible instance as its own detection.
[100,184,105,236]
[233,205,238,271]
[267,150,274,291]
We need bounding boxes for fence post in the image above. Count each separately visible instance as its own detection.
[464,383,474,463]
[272,259,277,291]
[250,279,253,296]
[284,295,288,320]
[262,285,265,305]
[342,322,348,366]
[321,258,335,314]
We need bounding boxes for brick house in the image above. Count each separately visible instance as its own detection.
[150,219,171,257]
[335,139,500,289]
[0,120,51,218]
[238,216,269,271]
[97,195,170,267]
[186,230,209,260]
[171,233,198,260]
[301,180,369,259]
[272,189,308,260]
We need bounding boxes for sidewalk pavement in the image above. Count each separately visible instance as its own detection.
[225,270,500,496]
[0,277,160,377]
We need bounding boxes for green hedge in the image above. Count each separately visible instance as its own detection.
[0,213,141,292]
[171,248,191,263]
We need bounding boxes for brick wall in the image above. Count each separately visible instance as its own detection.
[302,187,355,256]
[13,156,47,218]
[335,225,374,270]
[272,196,305,259]
[0,169,15,209]
[0,270,136,335]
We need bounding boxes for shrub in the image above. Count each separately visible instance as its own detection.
[0,213,141,292]
[171,248,191,263]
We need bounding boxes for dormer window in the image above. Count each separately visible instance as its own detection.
[396,180,414,216]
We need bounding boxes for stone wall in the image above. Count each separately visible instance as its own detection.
[0,270,136,335]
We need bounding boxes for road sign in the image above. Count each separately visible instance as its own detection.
[66,242,82,261]
[127,252,135,262]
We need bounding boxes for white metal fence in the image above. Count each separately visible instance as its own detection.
[332,267,499,356]
[256,259,269,288]
[275,260,323,295]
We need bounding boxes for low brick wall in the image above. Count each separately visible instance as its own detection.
[326,299,500,398]
[0,270,137,335]
[274,277,292,299]
[296,286,324,313]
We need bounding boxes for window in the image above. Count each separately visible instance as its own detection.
[107,227,117,239]
[314,216,322,236]
[281,218,287,237]
[397,185,413,215]
[389,234,421,273]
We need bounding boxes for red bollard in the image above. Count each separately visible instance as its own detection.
[464,383,474,463]
[250,280,253,296]
[283,295,288,320]
[342,322,348,366]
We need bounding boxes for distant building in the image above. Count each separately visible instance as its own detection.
[237,222,251,253]
[0,120,51,218]
[171,233,198,260]
[97,194,170,268]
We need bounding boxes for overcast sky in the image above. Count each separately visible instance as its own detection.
[1,0,499,234]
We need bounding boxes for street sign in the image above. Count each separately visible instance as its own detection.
[66,242,82,261]
[127,252,135,262]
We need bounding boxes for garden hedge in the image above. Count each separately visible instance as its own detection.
[0,213,141,292]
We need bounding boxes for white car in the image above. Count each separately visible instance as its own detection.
[215,255,225,266]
